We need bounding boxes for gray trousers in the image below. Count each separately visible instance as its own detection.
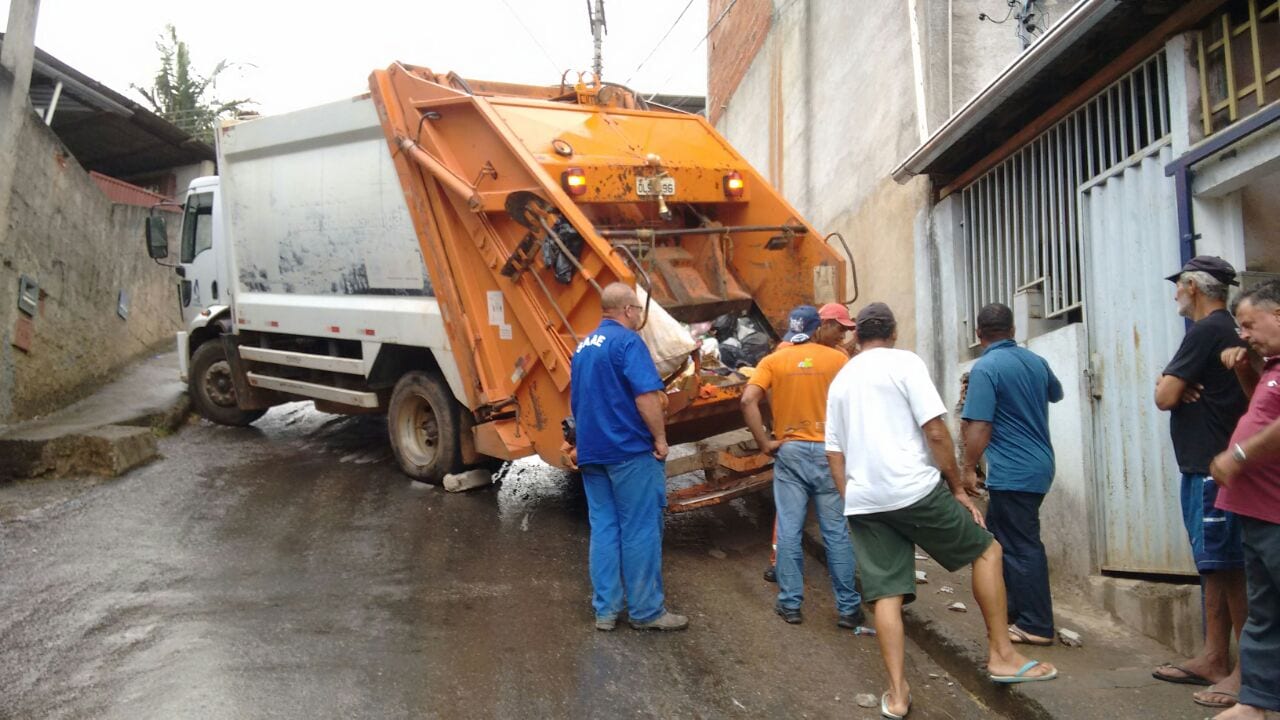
[1240,516,1280,712]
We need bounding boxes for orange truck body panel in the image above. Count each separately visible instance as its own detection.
[368,65,848,472]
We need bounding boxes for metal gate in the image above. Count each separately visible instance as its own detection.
[1081,142,1195,575]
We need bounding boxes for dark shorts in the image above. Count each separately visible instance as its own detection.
[846,482,994,605]
[1180,473,1244,573]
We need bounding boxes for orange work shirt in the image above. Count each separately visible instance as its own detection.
[748,342,849,442]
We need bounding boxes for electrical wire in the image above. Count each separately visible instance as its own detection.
[644,0,738,102]
[497,0,563,76]
[624,0,696,85]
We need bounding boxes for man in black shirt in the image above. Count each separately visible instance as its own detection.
[1153,256,1249,710]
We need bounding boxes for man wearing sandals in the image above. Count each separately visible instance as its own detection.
[825,302,1056,720]
[1207,279,1280,720]
[1153,257,1249,710]
[962,303,1064,648]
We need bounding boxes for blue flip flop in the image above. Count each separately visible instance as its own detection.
[991,660,1059,684]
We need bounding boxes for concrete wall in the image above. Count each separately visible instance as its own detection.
[0,99,181,426]
[711,0,1073,352]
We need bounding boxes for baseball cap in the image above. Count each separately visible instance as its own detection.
[818,303,855,328]
[1165,255,1239,286]
[783,305,820,342]
[855,302,896,325]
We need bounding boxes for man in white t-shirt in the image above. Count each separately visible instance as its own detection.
[824,302,1057,720]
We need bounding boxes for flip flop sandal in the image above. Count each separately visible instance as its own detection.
[1152,663,1214,686]
[991,660,1059,684]
[1009,625,1054,647]
[1192,690,1237,709]
[880,691,911,719]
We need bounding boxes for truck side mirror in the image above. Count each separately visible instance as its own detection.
[145,216,169,259]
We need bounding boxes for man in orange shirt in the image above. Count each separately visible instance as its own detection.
[742,305,862,626]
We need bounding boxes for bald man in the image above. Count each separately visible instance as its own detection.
[570,282,688,632]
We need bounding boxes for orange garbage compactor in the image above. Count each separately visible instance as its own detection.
[368,64,856,511]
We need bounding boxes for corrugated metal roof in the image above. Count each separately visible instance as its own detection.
[0,32,215,178]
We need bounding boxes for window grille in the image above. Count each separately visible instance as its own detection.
[960,51,1170,345]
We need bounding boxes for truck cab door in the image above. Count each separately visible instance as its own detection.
[177,189,222,327]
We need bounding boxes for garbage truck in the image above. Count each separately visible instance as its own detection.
[145,64,856,510]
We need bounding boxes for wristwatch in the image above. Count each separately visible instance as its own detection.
[1232,443,1247,463]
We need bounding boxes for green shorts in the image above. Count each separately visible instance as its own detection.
[847,482,994,605]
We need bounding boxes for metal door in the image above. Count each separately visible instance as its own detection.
[1082,143,1195,575]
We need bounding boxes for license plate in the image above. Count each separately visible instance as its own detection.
[636,175,676,197]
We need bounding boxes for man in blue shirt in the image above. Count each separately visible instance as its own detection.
[962,303,1064,647]
[570,282,688,632]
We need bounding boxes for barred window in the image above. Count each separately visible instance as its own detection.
[960,52,1170,346]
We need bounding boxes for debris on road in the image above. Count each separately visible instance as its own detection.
[708,548,727,560]
[915,570,928,584]
[947,602,967,612]
[1059,628,1083,647]
[443,469,493,493]
[855,694,878,708]
[914,553,927,561]
[854,626,878,637]
[937,585,955,594]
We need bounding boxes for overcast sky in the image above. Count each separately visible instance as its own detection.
[3,0,709,115]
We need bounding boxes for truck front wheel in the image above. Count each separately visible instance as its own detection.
[388,371,463,483]
[189,341,267,427]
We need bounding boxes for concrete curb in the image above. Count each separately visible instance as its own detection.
[801,521,1055,720]
[0,392,190,482]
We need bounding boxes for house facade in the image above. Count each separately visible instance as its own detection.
[712,0,1280,654]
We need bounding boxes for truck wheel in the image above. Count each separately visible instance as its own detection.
[388,371,463,483]
[189,341,266,427]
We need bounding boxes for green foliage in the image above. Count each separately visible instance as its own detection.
[132,25,252,144]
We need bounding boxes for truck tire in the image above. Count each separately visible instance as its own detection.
[189,341,267,427]
[388,371,463,483]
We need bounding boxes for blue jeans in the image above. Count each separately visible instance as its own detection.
[773,441,860,615]
[581,453,667,624]
[986,489,1054,638]
[1239,517,1280,712]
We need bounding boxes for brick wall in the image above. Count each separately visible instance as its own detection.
[0,101,181,425]
[707,0,772,125]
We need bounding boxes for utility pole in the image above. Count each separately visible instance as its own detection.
[588,0,606,79]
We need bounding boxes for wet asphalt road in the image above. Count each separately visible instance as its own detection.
[0,404,995,719]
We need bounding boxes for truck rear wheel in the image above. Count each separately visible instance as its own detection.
[189,341,266,427]
[388,371,463,483]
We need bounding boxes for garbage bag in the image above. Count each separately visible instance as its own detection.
[636,287,699,378]
[542,219,585,284]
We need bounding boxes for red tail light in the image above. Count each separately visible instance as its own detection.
[561,168,587,196]
[724,171,745,199]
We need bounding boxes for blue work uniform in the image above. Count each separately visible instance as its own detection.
[570,319,668,624]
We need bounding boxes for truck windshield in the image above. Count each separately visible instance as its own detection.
[180,193,214,264]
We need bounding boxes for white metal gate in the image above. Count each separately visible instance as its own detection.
[1081,142,1195,575]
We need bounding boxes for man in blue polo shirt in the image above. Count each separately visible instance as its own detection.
[570,282,688,632]
[961,303,1064,647]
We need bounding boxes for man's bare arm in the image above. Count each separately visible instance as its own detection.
[635,390,669,460]
[961,419,992,493]
[923,415,984,527]
[740,385,780,455]
[1222,347,1261,399]
[922,416,961,492]
[827,451,847,497]
[1211,414,1280,486]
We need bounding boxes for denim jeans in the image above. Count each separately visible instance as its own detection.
[773,441,860,615]
[1239,517,1280,712]
[581,453,667,624]
[986,489,1054,638]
